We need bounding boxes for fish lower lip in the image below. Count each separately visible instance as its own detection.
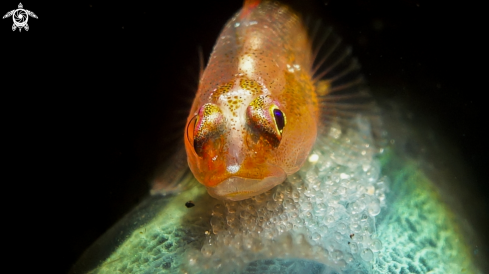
[206,171,287,201]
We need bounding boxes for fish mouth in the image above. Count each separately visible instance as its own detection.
[206,169,287,201]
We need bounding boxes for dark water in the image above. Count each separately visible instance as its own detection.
[2,0,486,273]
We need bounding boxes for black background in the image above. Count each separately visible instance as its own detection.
[2,0,487,273]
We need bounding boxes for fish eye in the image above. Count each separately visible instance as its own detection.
[271,107,286,134]
[246,99,286,148]
[186,115,198,148]
[186,104,225,157]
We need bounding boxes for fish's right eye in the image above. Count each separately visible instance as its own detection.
[186,115,198,148]
[187,104,225,157]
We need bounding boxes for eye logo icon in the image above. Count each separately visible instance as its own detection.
[3,3,38,32]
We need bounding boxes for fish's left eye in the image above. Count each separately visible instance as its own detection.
[272,108,286,134]
[247,97,286,147]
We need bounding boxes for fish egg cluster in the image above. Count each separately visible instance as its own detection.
[184,118,388,273]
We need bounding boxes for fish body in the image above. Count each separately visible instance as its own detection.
[184,0,371,201]
[185,1,319,200]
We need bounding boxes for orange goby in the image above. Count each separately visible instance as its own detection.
[184,0,368,200]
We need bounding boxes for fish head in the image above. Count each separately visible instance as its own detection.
[184,77,316,201]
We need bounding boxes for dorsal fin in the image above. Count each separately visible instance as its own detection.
[241,0,261,19]
[243,0,261,9]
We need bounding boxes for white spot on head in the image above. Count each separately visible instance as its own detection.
[239,54,255,76]
[227,164,240,174]
[249,36,262,50]
[286,64,301,73]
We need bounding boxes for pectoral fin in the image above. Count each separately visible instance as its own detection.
[309,19,384,149]
[151,144,197,196]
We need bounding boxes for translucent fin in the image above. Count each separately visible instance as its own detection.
[307,20,384,149]
[149,87,195,195]
[150,48,202,195]
[150,144,196,196]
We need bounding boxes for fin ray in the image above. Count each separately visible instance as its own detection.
[150,144,196,196]
[311,37,341,76]
[312,47,352,83]
[306,19,383,148]
[149,48,202,195]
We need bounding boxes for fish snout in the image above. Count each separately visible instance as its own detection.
[206,164,286,201]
